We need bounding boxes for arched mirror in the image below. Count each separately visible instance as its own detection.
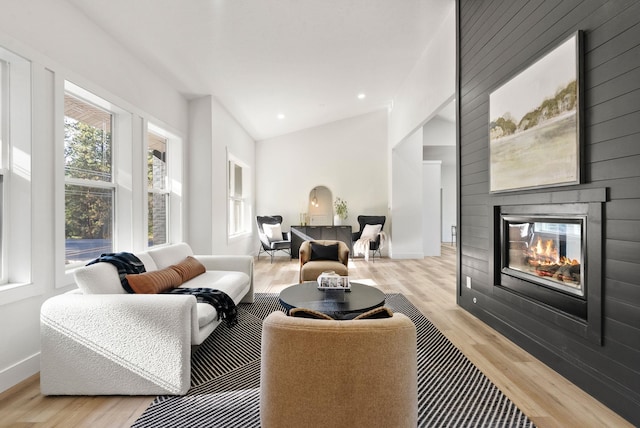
[308,186,333,225]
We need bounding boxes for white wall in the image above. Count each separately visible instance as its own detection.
[422,116,457,243]
[187,97,215,254]
[256,110,388,252]
[187,96,256,256]
[442,165,457,243]
[423,116,456,147]
[423,161,442,256]
[0,1,188,393]
[388,4,456,148]
[391,129,424,259]
[0,0,188,131]
[387,3,455,257]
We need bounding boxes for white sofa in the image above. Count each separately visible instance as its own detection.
[40,243,254,396]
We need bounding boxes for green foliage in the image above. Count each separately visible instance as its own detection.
[65,185,112,239]
[65,118,112,180]
[64,119,113,239]
[334,197,348,219]
[494,116,517,135]
[518,111,539,131]
[493,79,577,136]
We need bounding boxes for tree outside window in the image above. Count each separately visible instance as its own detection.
[64,93,114,264]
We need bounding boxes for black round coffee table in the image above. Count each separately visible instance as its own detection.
[279,282,385,319]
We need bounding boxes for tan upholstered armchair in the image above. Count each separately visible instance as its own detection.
[299,239,349,283]
[260,310,418,427]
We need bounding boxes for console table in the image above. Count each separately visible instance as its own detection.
[290,225,352,259]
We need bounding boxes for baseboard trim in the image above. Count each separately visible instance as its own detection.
[390,252,425,259]
[0,352,40,394]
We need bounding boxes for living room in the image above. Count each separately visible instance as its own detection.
[0,0,455,405]
[0,0,639,426]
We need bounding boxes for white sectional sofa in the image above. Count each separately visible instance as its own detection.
[40,243,254,396]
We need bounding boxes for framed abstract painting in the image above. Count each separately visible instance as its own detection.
[489,31,582,192]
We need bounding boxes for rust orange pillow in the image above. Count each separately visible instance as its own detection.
[125,268,182,294]
[170,256,206,283]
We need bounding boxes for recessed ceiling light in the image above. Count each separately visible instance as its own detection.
[277,113,285,120]
[357,93,366,100]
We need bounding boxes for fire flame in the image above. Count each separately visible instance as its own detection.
[519,237,581,286]
[528,238,579,266]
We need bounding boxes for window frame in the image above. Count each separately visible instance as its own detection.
[63,90,117,268]
[58,81,136,289]
[227,152,251,239]
[56,83,184,287]
[0,57,6,284]
[146,124,171,248]
[0,46,32,299]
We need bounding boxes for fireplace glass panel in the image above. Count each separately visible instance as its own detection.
[504,217,584,297]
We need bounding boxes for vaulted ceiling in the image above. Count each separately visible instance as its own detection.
[66,0,454,141]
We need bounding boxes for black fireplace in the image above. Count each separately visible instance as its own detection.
[491,194,603,332]
[489,189,605,344]
[495,204,590,320]
[502,215,585,298]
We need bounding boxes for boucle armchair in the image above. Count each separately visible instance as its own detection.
[299,239,349,283]
[260,310,418,428]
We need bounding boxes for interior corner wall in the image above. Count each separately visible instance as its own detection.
[187,96,214,254]
[386,3,454,259]
[187,96,256,256]
[421,116,456,242]
[422,116,456,147]
[458,1,640,424]
[422,161,442,256]
[255,110,388,253]
[391,129,423,259]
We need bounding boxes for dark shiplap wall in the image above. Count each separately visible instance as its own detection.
[458,0,640,424]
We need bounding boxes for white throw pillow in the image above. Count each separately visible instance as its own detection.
[74,262,127,294]
[148,242,193,270]
[263,223,284,241]
[360,224,382,240]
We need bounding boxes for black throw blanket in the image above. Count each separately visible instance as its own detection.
[86,252,238,327]
[163,288,238,327]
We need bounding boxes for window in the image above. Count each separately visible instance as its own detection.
[0,46,31,289]
[60,81,181,280]
[228,155,250,237]
[0,60,5,282]
[147,129,169,247]
[64,92,114,265]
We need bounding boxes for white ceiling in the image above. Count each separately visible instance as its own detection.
[65,0,454,141]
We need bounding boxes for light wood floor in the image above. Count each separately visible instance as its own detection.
[0,245,631,427]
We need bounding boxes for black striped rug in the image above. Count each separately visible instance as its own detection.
[132,293,535,428]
